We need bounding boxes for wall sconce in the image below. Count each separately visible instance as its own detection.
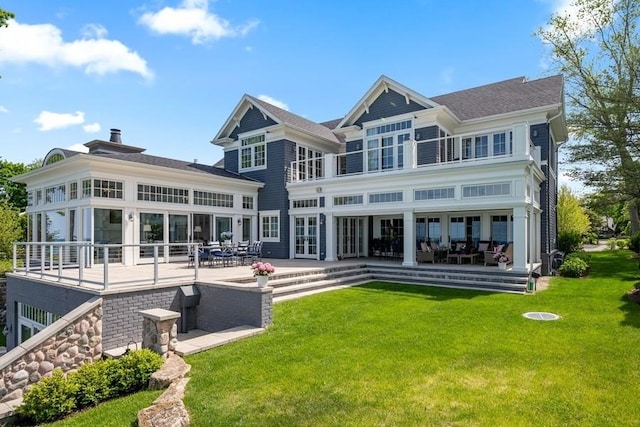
[237,219,242,226]
[532,130,538,137]
[128,212,134,222]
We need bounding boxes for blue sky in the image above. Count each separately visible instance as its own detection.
[0,0,577,186]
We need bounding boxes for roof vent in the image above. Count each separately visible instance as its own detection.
[109,128,122,144]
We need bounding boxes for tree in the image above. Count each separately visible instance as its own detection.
[558,185,591,235]
[0,8,14,28]
[537,0,640,232]
[0,158,41,211]
[0,200,22,259]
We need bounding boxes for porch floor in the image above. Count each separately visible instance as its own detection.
[9,257,534,294]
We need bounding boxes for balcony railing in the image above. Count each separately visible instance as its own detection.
[288,124,538,183]
[12,242,202,290]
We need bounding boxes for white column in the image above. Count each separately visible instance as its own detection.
[324,154,336,179]
[403,211,416,267]
[512,206,528,272]
[324,213,335,262]
[512,122,529,156]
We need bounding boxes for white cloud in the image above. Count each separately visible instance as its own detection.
[34,111,85,131]
[83,122,101,133]
[81,23,108,39]
[66,143,90,153]
[0,19,153,79]
[258,95,288,111]
[139,0,259,44]
[0,106,7,113]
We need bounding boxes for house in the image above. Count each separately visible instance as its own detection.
[13,74,566,274]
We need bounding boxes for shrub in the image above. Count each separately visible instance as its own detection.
[616,239,629,249]
[18,369,78,424]
[18,349,163,424]
[558,257,589,278]
[565,251,591,266]
[629,233,640,253]
[71,358,118,406]
[558,231,583,254]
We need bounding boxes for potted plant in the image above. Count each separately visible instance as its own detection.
[494,252,510,270]
[220,231,233,245]
[251,261,275,287]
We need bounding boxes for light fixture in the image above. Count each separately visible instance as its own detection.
[237,219,242,226]
[193,226,202,233]
[143,224,152,232]
[128,212,134,222]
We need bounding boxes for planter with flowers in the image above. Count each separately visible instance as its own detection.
[494,252,510,270]
[220,231,233,246]
[251,261,275,287]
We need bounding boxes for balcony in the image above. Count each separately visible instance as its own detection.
[288,123,540,183]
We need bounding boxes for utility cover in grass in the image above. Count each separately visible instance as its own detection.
[522,312,560,321]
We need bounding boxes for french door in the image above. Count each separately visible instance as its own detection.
[337,217,364,258]
[294,216,318,258]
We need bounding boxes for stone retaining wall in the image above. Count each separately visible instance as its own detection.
[0,297,103,406]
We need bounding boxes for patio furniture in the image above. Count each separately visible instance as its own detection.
[484,243,513,266]
[247,241,263,262]
[417,248,436,263]
[209,242,234,267]
[235,241,250,265]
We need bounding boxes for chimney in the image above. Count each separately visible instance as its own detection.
[109,128,122,144]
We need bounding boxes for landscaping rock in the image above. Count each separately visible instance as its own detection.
[149,353,191,390]
[138,400,190,427]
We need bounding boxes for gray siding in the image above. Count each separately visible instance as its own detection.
[240,139,293,259]
[225,149,239,174]
[230,106,277,140]
[5,277,94,349]
[531,123,557,255]
[345,139,363,174]
[354,89,427,127]
[415,126,439,166]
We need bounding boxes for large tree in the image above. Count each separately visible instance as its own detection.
[537,0,640,232]
[0,7,14,27]
[0,159,41,211]
[558,185,591,235]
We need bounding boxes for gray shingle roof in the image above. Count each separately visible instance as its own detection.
[430,75,563,121]
[92,152,257,181]
[247,95,341,144]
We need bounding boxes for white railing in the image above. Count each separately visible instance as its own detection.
[12,242,202,290]
[288,124,539,183]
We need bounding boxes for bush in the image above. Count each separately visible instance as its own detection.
[18,349,164,424]
[18,369,78,424]
[617,239,629,249]
[558,257,589,278]
[629,233,640,253]
[558,231,583,254]
[565,251,591,266]
[71,358,118,406]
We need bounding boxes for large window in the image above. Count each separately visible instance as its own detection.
[366,119,411,172]
[193,190,233,207]
[93,179,123,199]
[260,210,280,241]
[334,195,363,206]
[240,134,266,170]
[45,184,66,203]
[137,184,188,204]
[491,215,510,245]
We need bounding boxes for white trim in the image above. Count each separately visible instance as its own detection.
[259,209,280,242]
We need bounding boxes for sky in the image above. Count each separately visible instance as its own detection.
[0,0,581,189]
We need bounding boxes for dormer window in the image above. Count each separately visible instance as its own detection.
[240,133,266,171]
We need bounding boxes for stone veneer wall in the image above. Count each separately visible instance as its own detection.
[0,297,102,406]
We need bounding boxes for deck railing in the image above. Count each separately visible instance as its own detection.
[12,242,202,290]
[288,124,538,183]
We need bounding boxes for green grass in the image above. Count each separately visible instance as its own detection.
[47,251,640,426]
[44,389,162,426]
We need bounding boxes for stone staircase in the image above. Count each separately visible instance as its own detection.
[234,263,530,301]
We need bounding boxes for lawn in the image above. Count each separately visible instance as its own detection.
[51,250,640,426]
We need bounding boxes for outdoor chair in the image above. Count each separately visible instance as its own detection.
[417,247,436,263]
[247,241,263,262]
[209,242,233,267]
[235,241,250,265]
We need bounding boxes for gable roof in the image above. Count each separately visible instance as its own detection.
[213,95,340,145]
[336,75,439,129]
[431,75,564,121]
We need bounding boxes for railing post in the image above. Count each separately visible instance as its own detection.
[78,244,84,285]
[193,243,199,281]
[58,244,62,281]
[103,246,109,290]
[153,245,159,285]
[49,244,53,271]
[25,244,30,275]
[40,243,45,278]
[12,243,16,272]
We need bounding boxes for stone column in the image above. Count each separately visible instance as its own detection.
[139,309,180,358]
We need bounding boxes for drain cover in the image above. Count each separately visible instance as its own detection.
[522,312,560,321]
